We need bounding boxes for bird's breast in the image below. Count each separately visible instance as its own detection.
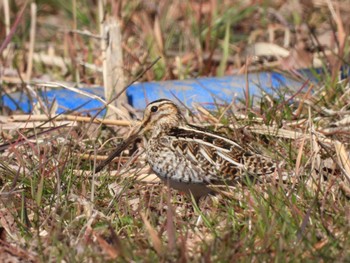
[145,136,207,184]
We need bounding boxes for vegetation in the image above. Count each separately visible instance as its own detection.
[0,0,349,262]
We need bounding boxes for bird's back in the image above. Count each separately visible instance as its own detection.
[146,125,276,188]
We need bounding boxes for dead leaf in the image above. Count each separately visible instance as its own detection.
[93,231,120,259]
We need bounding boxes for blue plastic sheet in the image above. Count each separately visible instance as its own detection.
[1,71,315,116]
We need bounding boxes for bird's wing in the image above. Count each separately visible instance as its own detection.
[167,126,275,183]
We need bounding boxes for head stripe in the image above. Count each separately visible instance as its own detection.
[148,99,172,106]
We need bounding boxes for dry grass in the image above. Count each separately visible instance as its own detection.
[1,0,350,262]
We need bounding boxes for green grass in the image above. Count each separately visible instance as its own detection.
[1,103,349,262]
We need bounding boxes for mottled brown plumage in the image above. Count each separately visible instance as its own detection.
[96,99,277,199]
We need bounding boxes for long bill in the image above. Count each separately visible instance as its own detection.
[93,124,144,173]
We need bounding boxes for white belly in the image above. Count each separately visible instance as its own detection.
[145,138,213,199]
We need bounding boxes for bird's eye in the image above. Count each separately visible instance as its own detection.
[150,106,158,112]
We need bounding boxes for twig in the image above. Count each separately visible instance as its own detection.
[0,1,28,54]
[275,79,310,112]
[8,114,132,126]
[40,82,131,121]
[0,124,69,152]
[32,52,102,72]
[0,121,76,130]
[60,29,105,39]
[334,141,350,182]
[3,0,10,36]
[76,153,129,162]
[72,0,79,83]
[102,18,128,118]
[109,56,162,105]
[25,84,49,114]
[89,56,162,122]
[26,2,37,82]
[94,133,140,173]
[33,52,69,71]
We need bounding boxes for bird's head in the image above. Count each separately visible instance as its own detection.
[133,99,185,136]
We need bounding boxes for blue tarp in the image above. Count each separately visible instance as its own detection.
[1,70,319,116]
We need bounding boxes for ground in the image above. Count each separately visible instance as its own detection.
[0,0,350,262]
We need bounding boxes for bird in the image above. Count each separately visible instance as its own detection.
[95,99,277,200]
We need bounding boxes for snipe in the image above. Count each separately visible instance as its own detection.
[95,99,277,200]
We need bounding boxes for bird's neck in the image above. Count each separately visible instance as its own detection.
[151,116,185,138]
[151,123,175,138]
